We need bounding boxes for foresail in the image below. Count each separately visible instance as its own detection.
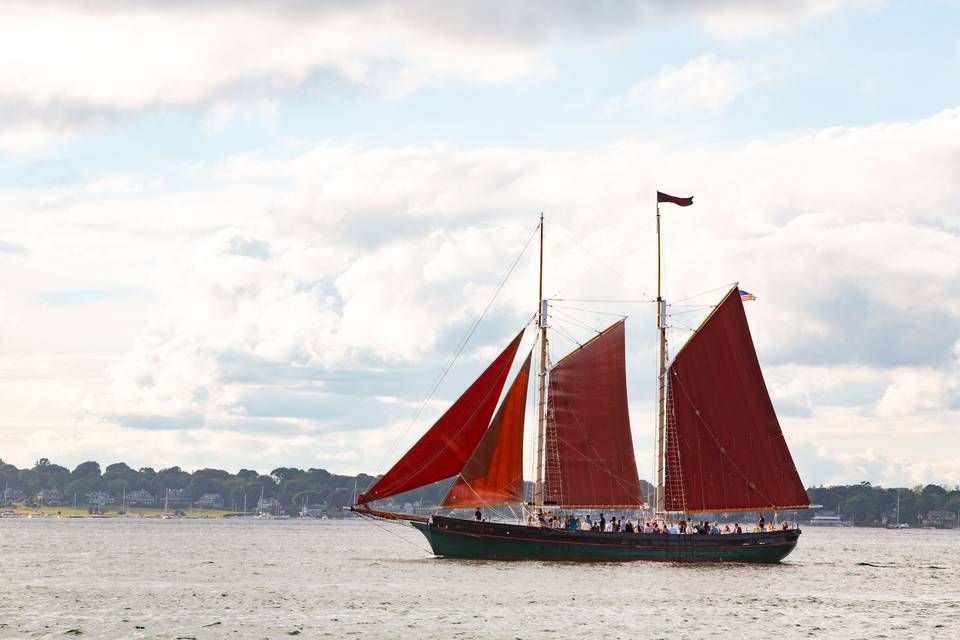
[543,320,644,508]
[441,351,532,508]
[357,329,525,505]
[664,287,809,512]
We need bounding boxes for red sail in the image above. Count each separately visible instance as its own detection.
[664,287,809,512]
[543,320,644,508]
[357,330,524,505]
[441,352,532,508]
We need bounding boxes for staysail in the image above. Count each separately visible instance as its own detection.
[543,320,644,508]
[357,329,524,505]
[664,287,809,512]
[441,352,532,507]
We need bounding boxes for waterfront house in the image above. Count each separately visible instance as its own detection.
[2,487,25,503]
[301,503,328,518]
[125,489,155,506]
[165,488,191,506]
[922,510,958,528]
[37,490,65,507]
[256,497,280,514]
[196,493,224,509]
[85,491,115,506]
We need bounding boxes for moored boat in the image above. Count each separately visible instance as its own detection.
[808,513,853,527]
[354,194,810,562]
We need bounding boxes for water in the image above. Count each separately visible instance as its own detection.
[0,518,957,639]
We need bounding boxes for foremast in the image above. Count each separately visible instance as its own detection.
[533,214,548,509]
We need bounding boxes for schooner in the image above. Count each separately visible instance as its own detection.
[353,195,809,562]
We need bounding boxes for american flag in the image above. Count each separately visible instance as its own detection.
[739,289,756,301]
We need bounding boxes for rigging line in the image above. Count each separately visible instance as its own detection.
[366,223,540,491]
[669,304,716,309]
[550,298,655,304]
[547,374,644,503]
[667,315,698,333]
[669,368,779,509]
[435,478,520,521]
[670,283,737,305]
[386,321,535,501]
[667,307,714,317]
[548,220,655,302]
[549,304,630,318]
[526,331,540,506]
[549,309,605,335]
[548,322,583,350]
[355,512,433,555]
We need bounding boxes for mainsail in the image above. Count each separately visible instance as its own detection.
[664,287,809,512]
[356,329,524,505]
[441,352,532,507]
[543,320,644,508]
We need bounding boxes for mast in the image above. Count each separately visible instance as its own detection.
[655,202,668,515]
[534,214,548,509]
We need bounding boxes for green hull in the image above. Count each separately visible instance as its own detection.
[412,516,800,563]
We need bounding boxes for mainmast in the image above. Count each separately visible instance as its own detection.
[533,214,548,509]
[655,202,667,515]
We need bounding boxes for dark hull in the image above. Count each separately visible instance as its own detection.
[412,516,800,563]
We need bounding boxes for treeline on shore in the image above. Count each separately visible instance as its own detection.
[0,458,401,515]
[806,482,960,526]
[2,458,957,524]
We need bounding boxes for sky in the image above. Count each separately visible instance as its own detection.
[1,0,959,488]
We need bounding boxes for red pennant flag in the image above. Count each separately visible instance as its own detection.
[657,191,693,207]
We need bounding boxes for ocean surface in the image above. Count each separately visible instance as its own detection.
[0,518,957,639]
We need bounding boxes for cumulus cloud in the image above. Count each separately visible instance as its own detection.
[626,53,757,112]
[792,442,960,488]
[0,0,868,154]
[2,105,959,480]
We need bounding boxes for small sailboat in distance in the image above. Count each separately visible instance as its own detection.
[354,196,810,562]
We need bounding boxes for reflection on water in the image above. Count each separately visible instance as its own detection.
[0,519,957,638]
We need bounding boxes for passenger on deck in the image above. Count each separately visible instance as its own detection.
[782,521,790,531]
[581,517,592,531]
[734,523,742,534]
[624,520,634,533]
[599,514,606,531]
[758,514,766,530]
[668,523,679,534]
[475,508,482,521]
[614,518,622,533]
[585,515,593,529]
[710,523,720,535]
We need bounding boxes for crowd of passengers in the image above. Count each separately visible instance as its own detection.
[521,512,793,534]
